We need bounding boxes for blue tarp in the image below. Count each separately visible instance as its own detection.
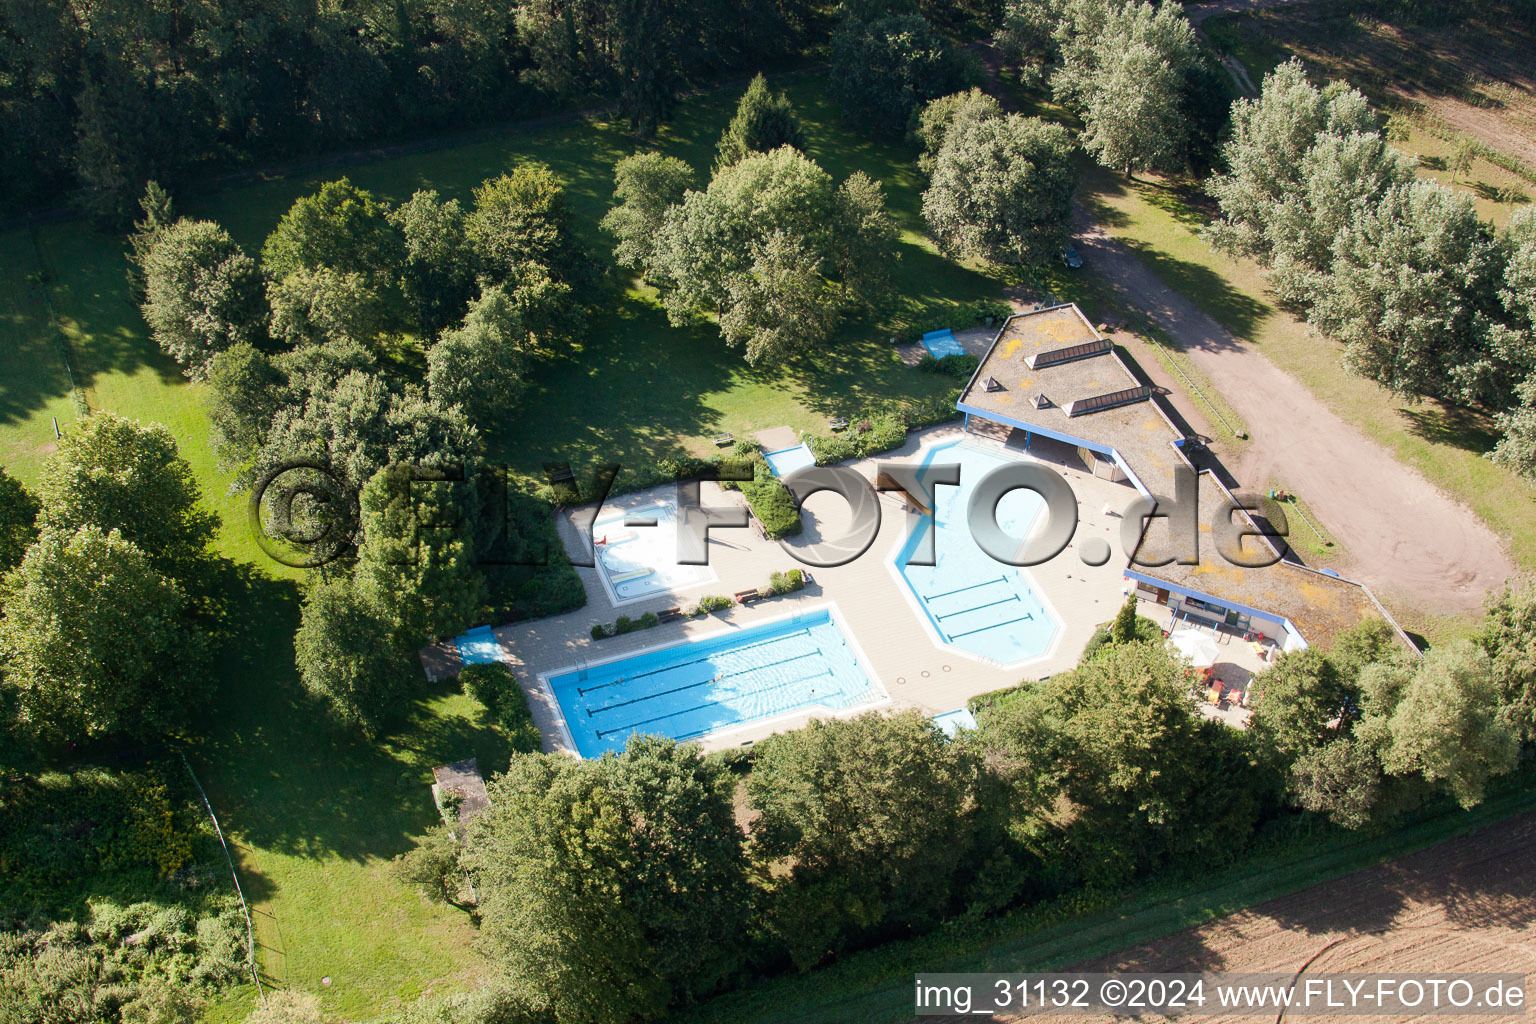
[457,625,503,665]
[921,328,966,359]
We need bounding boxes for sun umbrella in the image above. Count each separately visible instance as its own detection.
[1168,628,1221,668]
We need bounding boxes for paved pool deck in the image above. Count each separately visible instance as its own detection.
[472,424,1148,755]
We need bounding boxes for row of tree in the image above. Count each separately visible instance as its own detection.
[1,0,805,222]
[136,169,589,381]
[1204,60,1536,480]
[394,594,1536,1024]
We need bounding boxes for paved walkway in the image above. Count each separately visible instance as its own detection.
[489,426,1143,755]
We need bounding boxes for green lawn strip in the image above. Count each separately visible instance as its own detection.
[676,783,1536,1024]
[0,232,80,483]
[1270,489,1341,561]
[187,579,507,1017]
[1080,169,1536,578]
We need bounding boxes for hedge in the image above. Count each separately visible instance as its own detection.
[458,662,541,754]
[734,461,804,538]
[805,390,964,465]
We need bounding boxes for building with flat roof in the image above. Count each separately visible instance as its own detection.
[958,305,1415,654]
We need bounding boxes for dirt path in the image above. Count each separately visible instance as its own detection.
[1072,208,1517,614]
[1007,809,1536,1022]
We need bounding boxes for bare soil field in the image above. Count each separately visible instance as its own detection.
[1007,809,1536,1022]
[1210,1,1536,175]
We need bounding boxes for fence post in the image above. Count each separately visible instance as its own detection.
[180,751,267,1006]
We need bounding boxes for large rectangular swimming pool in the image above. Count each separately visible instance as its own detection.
[545,608,884,757]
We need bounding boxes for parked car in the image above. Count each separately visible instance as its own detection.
[1060,245,1084,270]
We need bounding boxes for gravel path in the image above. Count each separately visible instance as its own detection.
[1072,208,1516,614]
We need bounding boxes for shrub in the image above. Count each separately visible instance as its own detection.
[768,569,806,596]
[692,595,734,615]
[590,622,614,640]
[738,463,803,538]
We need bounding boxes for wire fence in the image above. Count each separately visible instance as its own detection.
[179,751,267,1007]
[28,229,90,418]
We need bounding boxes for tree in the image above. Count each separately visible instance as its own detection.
[747,710,977,968]
[35,413,218,575]
[716,74,805,169]
[1310,181,1504,403]
[829,15,974,135]
[389,190,478,334]
[1111,593,1139,643]
[1450,137,1476,184]
[427,285,531,426]
[719,233,839,364]
[294,577,421,733]
[1205,60,1385,265]
[1489,209,1536,477]
[1247,648,1356,763]
[1288,736,1386,830]
[1378,641,1519,809]
[1481,576,1536,743]
[975,642,1263,884]
[1052,0,1199,176]
[467,165,589,289]
[140,219,265,377]
[601,153,698,275]
[922,113,1076,266]
[648,147,898,364]
[911,88,1002,176]
[353,464,486,644]
[465,738,752,1023]
[126,180,176,296]
[0,525,207,742]
[267,266,389,347]
[0,467,40,574]
[829,171,901,307]
[261,178,403,286]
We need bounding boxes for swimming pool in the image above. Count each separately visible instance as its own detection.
[892,440,1059,665]
[763,442,816,478]
[545,608,884,757]
[592,501,715,604]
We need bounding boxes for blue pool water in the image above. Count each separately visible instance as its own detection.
[548,609,882,757]
[457,626,503,665]
[894,441,1058,664]
[921,328,966,358]
[764,442,816,478]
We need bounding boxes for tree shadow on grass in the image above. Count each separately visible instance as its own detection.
[191,560,506,866]
[1399,402,1500,456]
[1117,238,1271,344]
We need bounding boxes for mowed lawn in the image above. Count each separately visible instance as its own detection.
[0,72,1011,1016]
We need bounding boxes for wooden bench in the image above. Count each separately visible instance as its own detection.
[657,607,684,623]
[827,418,849,432]
[734,589,763,605]
[713,432,734,447]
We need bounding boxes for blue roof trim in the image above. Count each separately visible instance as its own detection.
[1123,569,1287,626]
[955,401,1116,456]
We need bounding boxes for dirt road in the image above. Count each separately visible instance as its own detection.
[1010,809,1536,1023]
[1073,210,1517,614]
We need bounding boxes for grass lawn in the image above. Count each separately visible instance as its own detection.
[675,777,1536,1024]
[0,71,1015,1017]
[1078,168,1536,616]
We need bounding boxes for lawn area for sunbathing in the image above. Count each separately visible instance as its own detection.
[1079,166,1536,618]
[0,71,1015,1016]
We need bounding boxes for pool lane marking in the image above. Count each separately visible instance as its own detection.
[922,576,1007,602]
[935,594,1019,621]
[576,629,813,694]
[594,669,834,738]
[585,651,822,715]
[945,612,1034,641]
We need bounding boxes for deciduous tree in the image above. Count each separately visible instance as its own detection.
[0,467,40,574]
[0,525,207,742]
[829,15,974,135]
[601,153,697,275]
[922,113,1076,265]
[141,219,265,377]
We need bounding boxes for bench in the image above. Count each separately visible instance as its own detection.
[827,418,849,432]
[657,607,684,623]
[734,589,763,605]
[713,432,734,447]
